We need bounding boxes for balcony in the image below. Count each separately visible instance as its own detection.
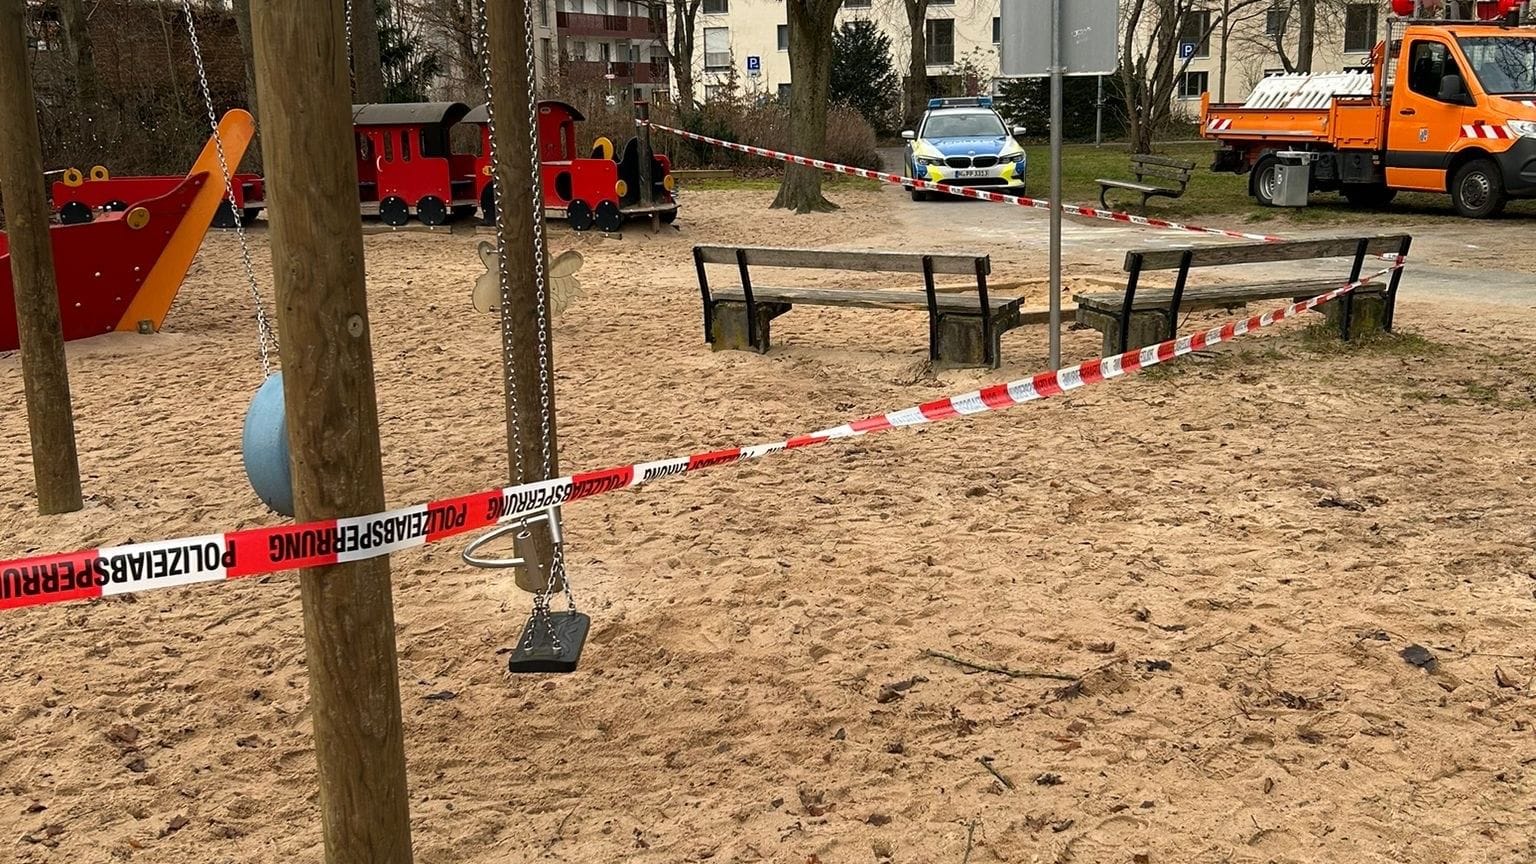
[565,59,669,85]
[556,11,665,39]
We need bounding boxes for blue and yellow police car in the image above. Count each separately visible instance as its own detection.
[901,97,1027,201]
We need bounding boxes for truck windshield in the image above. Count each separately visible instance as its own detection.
[1458,36,1536,95]
[923,112,1006,138]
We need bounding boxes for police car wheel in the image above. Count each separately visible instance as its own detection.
[910,188,929,202]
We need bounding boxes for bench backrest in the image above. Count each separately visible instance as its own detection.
[1125,234,1411,272]
[695,245,990,276]
[1131,154,1195,181]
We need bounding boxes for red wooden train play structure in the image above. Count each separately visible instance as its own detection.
[51,100,677,233]
[3,111,254,352]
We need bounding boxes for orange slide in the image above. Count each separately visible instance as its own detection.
[0,110,255,351]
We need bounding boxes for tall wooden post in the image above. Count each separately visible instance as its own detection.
[249,3,413,863]
[486,0,561,592]
[0,1,84,516]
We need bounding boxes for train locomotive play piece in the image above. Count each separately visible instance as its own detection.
[1,110,255,352]
[51,165,265,229]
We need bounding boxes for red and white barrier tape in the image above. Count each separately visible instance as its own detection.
[0,265,1399,613]
[648,122,1290,244]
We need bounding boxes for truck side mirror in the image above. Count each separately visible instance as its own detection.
[1438,74,1472,105]
[901,130,916,141]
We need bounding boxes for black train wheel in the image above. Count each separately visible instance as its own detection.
[416,195,448,227]
[379,196,410,227]
[593,200,623,233]
[660,207,678,225]
[59,201,94,224]
[567,199,594,231]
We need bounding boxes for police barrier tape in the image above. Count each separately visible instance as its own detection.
[0,264,1401,612]
[645,121,1293,244]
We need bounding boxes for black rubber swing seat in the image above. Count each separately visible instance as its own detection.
[507,610,591,674]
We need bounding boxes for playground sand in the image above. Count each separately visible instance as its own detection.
[3,187,1536,864]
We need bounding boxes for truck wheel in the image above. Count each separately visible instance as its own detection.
[1450,158,1507,219]
[1250,155,1281,207]
[1341,183,1397,209]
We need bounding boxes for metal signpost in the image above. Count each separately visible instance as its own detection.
[999,0,1117,370]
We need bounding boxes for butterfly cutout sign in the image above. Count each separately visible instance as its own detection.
[473,241,586,317]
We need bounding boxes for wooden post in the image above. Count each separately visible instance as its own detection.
[0,1,84,516]
[485,0,561,593]
[249,3,413,863]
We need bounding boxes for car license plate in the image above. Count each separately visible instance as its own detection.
[955,169,989,178]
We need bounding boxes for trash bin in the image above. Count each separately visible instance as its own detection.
[1273,151,1314,207]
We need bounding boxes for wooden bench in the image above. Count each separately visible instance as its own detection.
[1073,234,1413,355]
[1096,154,1197,212]
[693,246,1030,368]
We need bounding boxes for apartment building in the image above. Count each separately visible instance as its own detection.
[675,0,1392,109]
[553,0,671,100]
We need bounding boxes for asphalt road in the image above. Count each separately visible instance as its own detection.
[875,146,1536,308]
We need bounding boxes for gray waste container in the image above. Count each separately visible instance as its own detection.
[1273,151,1313,207]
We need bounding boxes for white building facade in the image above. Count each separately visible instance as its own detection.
[671,0,1393,110]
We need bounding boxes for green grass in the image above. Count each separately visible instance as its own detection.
[1021,141,1536,224]
[1296,323,1449,356]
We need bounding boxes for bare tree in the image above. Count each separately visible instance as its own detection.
[772,0,843,212]
[901,0,929,128]
[56,0,98,104]
[1118,0,1269,152]
[231,0,258,115]
[401,0,482,100]
[667,0,704,107]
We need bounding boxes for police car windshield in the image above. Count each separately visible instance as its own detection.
[923,111,1006,138]
[1458,36,1536,95]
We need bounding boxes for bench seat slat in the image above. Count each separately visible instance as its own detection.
[1130,154,1197,169]
[1074,278,1382,313]
[695,245,988,275]
[713,285,1021,314]
[1096,179,1180,194]
[1127,234,1410,270]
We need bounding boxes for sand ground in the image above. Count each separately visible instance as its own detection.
[3,187,1536,864]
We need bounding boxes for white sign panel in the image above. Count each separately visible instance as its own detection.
[999,0,1119,78]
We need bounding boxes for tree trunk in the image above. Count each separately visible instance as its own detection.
[352,0,386,103]
[671,0,699,107]
[902,0,929,129]
[772,0,840,213]
[232,0,259,117]
[1296,0,1316,73]
[57,0,97,104]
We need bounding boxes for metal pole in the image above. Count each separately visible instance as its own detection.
[1095,75,1104,147]
[0,1,85,515]
[1048,0,1063,370]
[249,2,413,861]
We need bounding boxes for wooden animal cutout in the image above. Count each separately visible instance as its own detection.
[473,241,586,317]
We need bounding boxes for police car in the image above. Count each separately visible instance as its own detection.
[901,97,1027,201]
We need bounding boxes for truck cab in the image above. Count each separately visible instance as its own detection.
[1202,2,1536,217]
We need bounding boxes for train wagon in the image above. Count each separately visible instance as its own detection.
[353,101,478,227]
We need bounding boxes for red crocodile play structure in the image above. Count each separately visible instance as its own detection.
[0,110,254,352]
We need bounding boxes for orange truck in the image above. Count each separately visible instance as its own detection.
[1201,3,1536,217]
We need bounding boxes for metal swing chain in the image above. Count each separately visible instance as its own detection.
[343,0,357,89]
[178,0,277,378]
[474,0,575,649]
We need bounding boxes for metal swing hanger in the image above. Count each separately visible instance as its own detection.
[467,0,587,674]
[176,0,277,378]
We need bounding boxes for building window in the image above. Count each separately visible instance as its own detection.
[1263,67,1286,77]
[542,37,554,75]
[705,84,726,102]
[1344,3,1378,53]
[845,0,873,6]
[702,0,728,13]
[930,0,954,5]
[992,16,1001,44]
[778,83,792,102]
[1265,4,1287,36]
[777,24,788,51]
[1178,10,1211,58]
[926,18,955,65]
[704,26,730,70]
[539,0,550,27]
[1178,70,1209,99]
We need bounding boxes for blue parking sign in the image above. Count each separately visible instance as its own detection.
[1179,41,1197,60]
[746,55,761,76]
